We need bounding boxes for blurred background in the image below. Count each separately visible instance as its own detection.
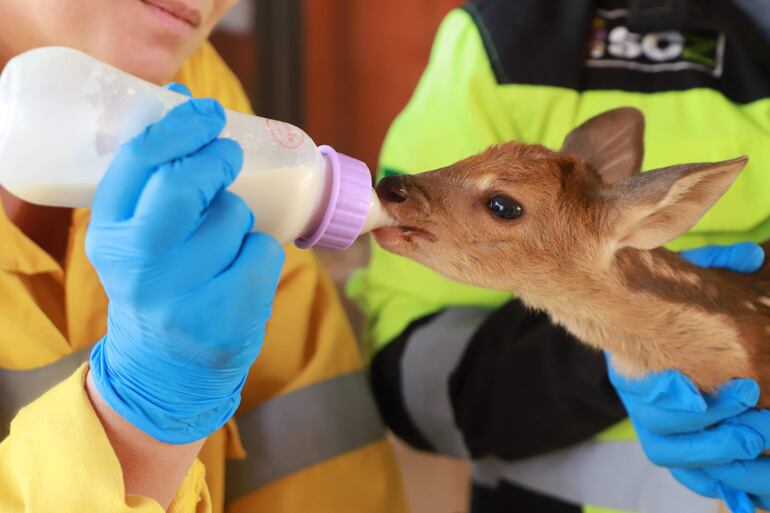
[212,2,470,512]
[212,0,459,171]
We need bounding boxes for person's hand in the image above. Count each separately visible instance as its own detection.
[679,242,764,273]
[608,242,770,513]
[86,84,284,444]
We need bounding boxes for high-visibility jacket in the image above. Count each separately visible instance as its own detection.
[350,2,770,512]
[0,41,408,513]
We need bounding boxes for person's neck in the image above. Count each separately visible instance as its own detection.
[1,187,73,264]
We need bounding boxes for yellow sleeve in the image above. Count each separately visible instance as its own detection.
[0,365,207,513]
[0,42,256,513]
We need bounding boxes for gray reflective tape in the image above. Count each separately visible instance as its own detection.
[0,346,385,502]
[473,439,720,513]
[0,345,92,439]
[225,370,386,502]
[402,307,492,458]
[398,307,717,513]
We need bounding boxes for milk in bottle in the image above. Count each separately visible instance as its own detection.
[0,46,393,249]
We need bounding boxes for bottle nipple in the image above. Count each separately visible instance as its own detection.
[361,195,397,234]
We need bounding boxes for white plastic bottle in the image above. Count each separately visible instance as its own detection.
[0,47,392,249]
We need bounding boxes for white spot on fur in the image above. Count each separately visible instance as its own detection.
[681,273,703,286]
[474,175,497,190]
[745,301,758,311]
[759,297,770,308]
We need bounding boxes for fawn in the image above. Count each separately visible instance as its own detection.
[374,107,770,406]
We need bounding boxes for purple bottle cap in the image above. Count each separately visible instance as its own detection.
[295,145,373,250]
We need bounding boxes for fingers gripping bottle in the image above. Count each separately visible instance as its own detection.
[0,47,393,249]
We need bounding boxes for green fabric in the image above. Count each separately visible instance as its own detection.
[348,7,770,351]
[596,418,636,442]
[347,9,517,350]
[584,506,633,513]
[346,8,761,512]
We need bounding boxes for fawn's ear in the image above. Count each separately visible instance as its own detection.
[610,156,748,250]
[561,107,645,185]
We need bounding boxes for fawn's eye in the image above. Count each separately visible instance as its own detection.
[487,194,523,220]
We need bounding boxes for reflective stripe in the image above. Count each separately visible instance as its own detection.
[400,308,718,513]
[0,345,92,439]
[225,369,385,502]
[473,440,720,513]
[402,308,492,458]
[0,348,386,501]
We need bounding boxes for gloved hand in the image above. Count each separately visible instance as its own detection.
[87,84,284,444]
[608,242,770,513]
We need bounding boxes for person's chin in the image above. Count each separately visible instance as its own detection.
[93,42,192,85]
[128,48,188,85]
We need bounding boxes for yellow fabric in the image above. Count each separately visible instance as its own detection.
[0,42,407,513]
[0,364,206,513]
[228,439,406,513]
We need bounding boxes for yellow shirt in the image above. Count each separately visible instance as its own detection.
[0,42,407,513]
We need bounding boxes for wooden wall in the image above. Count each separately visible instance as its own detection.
[213,0,461,171]
[303,0,462,170]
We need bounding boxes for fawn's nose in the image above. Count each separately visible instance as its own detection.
[376,175,408,204]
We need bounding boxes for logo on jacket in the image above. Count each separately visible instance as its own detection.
[587,9,724,77]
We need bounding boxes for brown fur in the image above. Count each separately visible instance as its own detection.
[374,108,770,406]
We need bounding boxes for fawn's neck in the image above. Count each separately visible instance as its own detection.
[518,247,751,390]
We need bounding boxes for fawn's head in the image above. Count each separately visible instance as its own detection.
[374,108,748,291]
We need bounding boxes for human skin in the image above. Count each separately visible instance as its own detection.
[0,0,238,509]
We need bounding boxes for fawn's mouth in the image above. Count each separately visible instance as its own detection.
[372,207,437,246]
[374,225,437,244]
[373,177,437,247]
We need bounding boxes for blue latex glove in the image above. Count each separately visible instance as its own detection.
[608,243,770,513]
[680,242,765,274]
[87,84,284,444]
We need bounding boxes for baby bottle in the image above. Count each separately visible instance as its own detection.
[0,46,392,249]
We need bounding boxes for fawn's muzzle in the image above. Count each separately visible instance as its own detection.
[376,175,408,204]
